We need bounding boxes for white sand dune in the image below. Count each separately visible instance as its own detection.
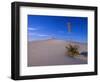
[28,39,87,66]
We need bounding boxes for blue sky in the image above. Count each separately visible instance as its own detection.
[28,15,88,43]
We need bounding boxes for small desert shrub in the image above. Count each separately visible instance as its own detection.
[66,44,80,57]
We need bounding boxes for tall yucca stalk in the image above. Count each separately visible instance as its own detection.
[66,44,80,57]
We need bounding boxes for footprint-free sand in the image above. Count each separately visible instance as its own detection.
[28,39,87,66]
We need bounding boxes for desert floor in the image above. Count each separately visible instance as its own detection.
[28,39,87,66]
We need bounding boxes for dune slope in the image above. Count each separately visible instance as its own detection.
[28,39,87,66]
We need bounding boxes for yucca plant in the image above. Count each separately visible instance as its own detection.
[66,44,80,57]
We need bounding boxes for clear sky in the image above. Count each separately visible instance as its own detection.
[28,15,88,43]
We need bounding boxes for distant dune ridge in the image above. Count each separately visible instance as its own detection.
[28,39,87,67]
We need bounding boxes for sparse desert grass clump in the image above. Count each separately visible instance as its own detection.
[66,44,80,57]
